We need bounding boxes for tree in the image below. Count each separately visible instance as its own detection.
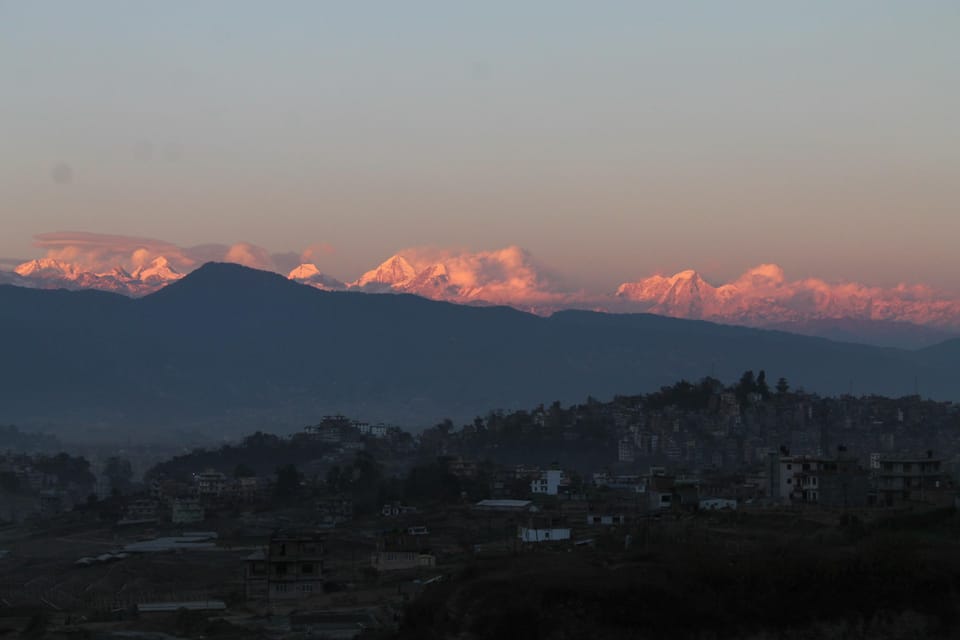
[274,464,302,498]
[403,462,462,503]
[351,451,382,491]
[735,370,756,406]
[756,370,771,400]
[0,472,19,492]
[103,457,133,494]
[326,465,349,493]
[234,463,256,478]
[242,431,281,449]
[776,377,790,395]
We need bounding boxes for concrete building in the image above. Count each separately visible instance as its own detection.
[370,551,436,572]
[647,474,676,510]
[121,498,159,523]
[876,453,945,506]
[38,490,65,518]
[195,469,228,498]
[474,499,536,513]
[172,498,205,524]
[586,513,626,526]
[316,496,353,525]
[530,469,564,495]
[770,453,868,507]
[518,524,572,543]
[356,422,389,438]
[593,472,646,493]
[518,515,571,543]
[246,532,325,602]
[699,498,737,510]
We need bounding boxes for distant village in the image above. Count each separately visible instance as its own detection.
[2,373,960,637]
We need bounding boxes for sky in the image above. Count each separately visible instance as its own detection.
[2,1,959,293]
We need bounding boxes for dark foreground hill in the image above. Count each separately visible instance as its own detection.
[0,263,955,438]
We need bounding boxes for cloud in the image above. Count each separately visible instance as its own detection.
[223,242,275,270]
[300,243,336,264]
[270,251,305,275]
[387,245,581,307]
[34,232,197,272]
[30,231,284,274]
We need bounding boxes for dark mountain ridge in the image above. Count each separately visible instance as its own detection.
[0,263,956,438]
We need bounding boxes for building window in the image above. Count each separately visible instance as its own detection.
[302,563,314,574]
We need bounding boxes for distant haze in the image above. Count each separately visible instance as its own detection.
[2,3,959,292]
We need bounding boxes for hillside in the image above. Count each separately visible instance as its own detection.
[0,263,955,438]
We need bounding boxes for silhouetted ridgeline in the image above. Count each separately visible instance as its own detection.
[0,424,60,452]
[0,263,956,437]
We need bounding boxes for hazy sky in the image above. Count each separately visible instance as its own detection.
[2,2,958,291]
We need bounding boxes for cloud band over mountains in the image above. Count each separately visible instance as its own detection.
[7,231,960,331]
[30,232,294,273]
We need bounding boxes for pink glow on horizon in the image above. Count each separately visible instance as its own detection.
[10,231,960,330]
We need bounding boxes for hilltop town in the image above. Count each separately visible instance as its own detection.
[2,374,960,638]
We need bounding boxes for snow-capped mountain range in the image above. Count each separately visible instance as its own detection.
[5,253,960,337]
[614,264,960,329]
[7,256,183,295]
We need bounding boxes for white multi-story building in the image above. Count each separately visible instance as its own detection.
[530,469,564,495]
[355,422,389,438]
[195,469,228,498]
[518,525,571,543]
[172,498,205,524]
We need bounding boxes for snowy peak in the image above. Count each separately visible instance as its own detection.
[403,262,453,296]
[131,256,182,284]
[616,269,714,318]
[10,255,183,296]
[347,247,569,308]
[616,264,960,329]
[355,255,417,288]
[288,263,321,280]
[287,263,346,290]
[14,258,84,279]
[7,251,960,333]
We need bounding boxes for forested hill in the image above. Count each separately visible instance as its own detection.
[0,263,955,438]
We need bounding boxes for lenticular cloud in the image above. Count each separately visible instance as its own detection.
[31,232,281,274]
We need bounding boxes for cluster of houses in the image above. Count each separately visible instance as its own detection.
[432,448,955,550]
[0,454,94,522]
[112,468,274,526]
[303,415,393,444]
